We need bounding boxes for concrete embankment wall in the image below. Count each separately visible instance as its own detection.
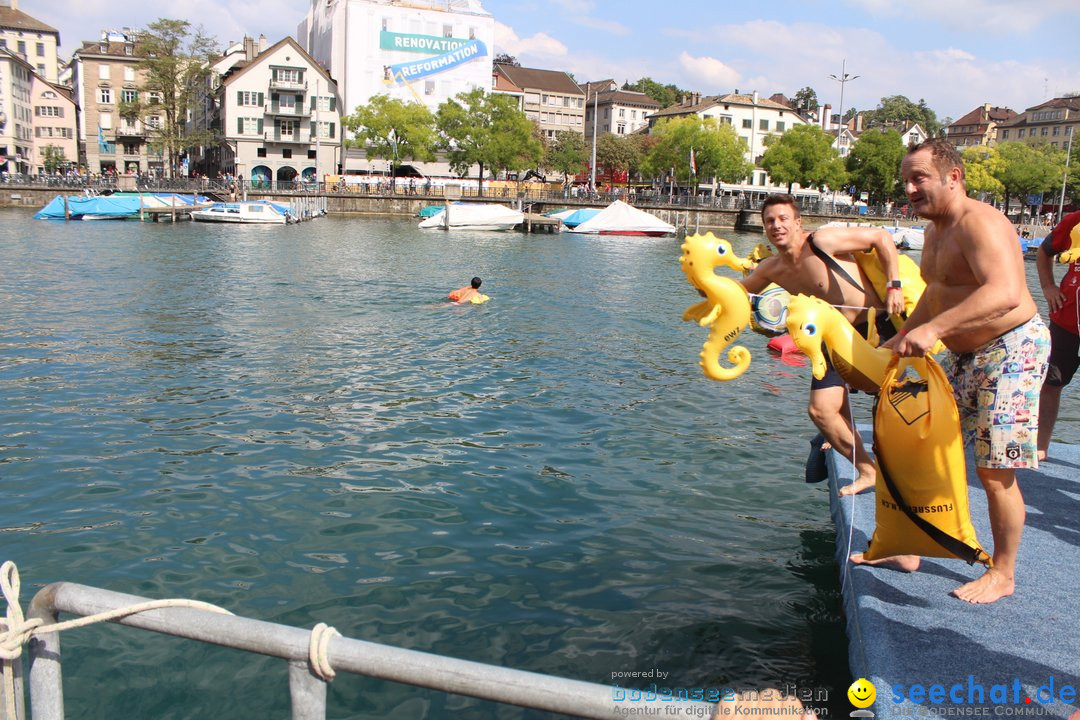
[3,187,912,233]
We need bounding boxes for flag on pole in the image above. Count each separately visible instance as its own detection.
[689,146,697,177]
[98,128,107,150]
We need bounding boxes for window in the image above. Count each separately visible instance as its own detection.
[425,80,435,96]
[759,119,769,131]
[1002,129,1009,139]
[145,116,160,130]
[1041,127,1048,136]
[280,119,295,137]
[18,40,26,54]
[617,123,625,134]
[238,91,262,107]
[99,64,111,80]
[99,113,113,129]
[98,88,113,104]
[1018,129,1025,138]
[122,142,139,155]
[742,118,752,129]
[124,66,135,82]
[282,149,292,159]
[308,150,317,159]
[776,121,785,132]
[443,24,452,37]
[35,106,63,117]
[37,64,45,74]
[36,42,46,56]
[618,108,625,118]
[121,89,138,103]
[1053,126,1060,136]
[148,92,162,105]
[275,68,299,83]
[280,94,296,110]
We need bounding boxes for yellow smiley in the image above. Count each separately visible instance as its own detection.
[848,678,877,708]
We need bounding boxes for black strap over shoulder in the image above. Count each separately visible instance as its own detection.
[807,234,865,294]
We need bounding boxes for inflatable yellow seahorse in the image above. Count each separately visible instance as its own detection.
[680,233,752,381]
[1059,223,1080,264]
[785,294,893,393]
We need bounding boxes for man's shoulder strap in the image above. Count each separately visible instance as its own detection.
[807,233,865,293]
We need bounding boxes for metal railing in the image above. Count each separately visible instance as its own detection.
[14,582,716,720]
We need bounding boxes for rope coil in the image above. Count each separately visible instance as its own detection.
[308,622,341,682]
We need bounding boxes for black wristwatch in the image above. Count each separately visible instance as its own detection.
[886,280,903,290]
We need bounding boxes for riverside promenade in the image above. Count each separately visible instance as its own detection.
[826,435,1079,719]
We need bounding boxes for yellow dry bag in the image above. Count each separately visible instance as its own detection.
[863,355,991,565]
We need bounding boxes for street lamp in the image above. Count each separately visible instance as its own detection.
[825,60,859,157]
[829,59,860,208]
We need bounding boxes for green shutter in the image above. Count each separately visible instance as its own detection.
[310,121,315,136]
[237,117,243,133]
[257,118,263,133]
[237,90,243,105]
[257,92,263,106]
[295,94,303,112]
[310,96,316,111]
[329,97,336,111]
[329,122,335,138]
[271,93,278,104]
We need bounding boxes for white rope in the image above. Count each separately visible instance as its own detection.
[308,622,341,682]
[1,560,234,720]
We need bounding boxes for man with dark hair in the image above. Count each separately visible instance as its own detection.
[1035,210,1080,460]
[857,138,1050,604]
[741,194,905,495]
[448,277,487,303]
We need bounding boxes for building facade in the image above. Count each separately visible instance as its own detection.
[581,80,658,138]
[0,46,33,174]
[298,0,493,119]
[945,103,1017,148]
[214,37,342,187]
[71,30,166,176]
[31,73,76,173]
[494,64,584,139]
[998,96,1079,150]
[0,0,60,83]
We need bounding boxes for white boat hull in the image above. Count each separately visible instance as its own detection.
[191,202,289,224]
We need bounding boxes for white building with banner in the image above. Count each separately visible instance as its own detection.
[297,0,493,173]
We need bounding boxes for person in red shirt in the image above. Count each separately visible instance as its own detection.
[1036,210,1080,460]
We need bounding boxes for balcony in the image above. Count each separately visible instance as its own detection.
[263,130,310,145]
[115,124,145,138]
[265,104,307,117]
[269,78,306,93]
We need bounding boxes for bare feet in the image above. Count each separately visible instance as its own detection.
[838,475,876,496]
[849,552,921,572]
[952,568,1014,604]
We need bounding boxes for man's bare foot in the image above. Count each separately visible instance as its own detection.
[838,475,875,496]
[1037,449,1047,462]
[849,552,921,572]
[952,568,1014,604]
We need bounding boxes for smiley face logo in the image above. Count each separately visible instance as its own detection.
[848,678,877,708]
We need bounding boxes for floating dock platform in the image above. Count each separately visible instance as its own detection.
[828,434,1079,718]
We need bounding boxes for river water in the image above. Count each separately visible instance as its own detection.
[1,209,1076,719]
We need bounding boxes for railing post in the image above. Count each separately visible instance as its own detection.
[26,587,63,720]
[287,660,326,720]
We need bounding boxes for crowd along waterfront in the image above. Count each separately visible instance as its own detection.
[1,209,1076,718]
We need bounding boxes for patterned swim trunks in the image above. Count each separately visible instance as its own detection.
[941,315,1050,469]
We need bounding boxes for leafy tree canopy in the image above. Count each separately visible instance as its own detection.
[642,116,753,185]
[760,124,846,194]
[622,77,693,109]
[865,95,942,137]
[960,145,1005,202]
[341,94,438,189]
[436,88,542,193]
[792,87,819,113]
[992,141,1065,207]
[845,128,906,203]
[544,130,588,186]
[493,53,519,66]
[134,18,218,177]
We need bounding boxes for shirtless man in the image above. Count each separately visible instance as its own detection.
[742,194,905,496]
[852,139,1050,604]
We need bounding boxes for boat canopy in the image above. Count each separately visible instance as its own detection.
[567,200,675,235]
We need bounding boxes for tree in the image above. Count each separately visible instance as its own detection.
[493,53,519,66]
[342,94,438,191]
[760,124,846,194]
[792,87,819,114]
[134,19,218,178]
[545,130,588,188]
[436,88,543,194]
[960,145,1005,203]
[993,141,1065,219]
[865,95,942,137]
[41,145,68,174]
[594,133,636,184]
[642,115,752,188]
[845,128,906,203]
[622,77,692,109]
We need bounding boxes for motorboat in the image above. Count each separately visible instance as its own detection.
[418,202,524,231]
[190,201,291,224]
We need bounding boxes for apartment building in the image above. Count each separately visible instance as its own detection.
[580,79,658,137]
[648,91,807,187]
[945,103,1018,148]
[212,36,342,186]
[31,73,76,173]
[0,46,33,174]
[494,63,585,139]
[0,0,59,83]
[70,30,165,175]
[998,96,1079,150]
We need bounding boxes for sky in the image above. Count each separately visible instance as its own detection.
[28,0,1080,122]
